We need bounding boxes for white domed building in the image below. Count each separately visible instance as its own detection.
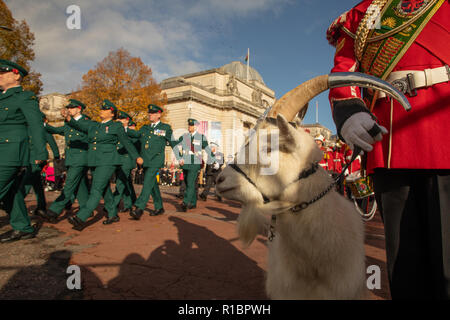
[161,61,276,164]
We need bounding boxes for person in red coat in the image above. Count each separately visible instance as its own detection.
[314,135,335,172]
[332,141,345,175]
[327,0,450,299]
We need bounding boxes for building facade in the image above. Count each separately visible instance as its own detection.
[161,61,276,164]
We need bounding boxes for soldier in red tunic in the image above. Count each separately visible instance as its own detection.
[327,0,450,299]
[315,135,335,172]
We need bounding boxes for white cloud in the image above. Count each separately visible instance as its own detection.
[5,0,289,94]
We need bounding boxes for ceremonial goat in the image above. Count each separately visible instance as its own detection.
[216,73,410,299]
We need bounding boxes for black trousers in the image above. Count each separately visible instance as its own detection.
[201,173,220,198]
[373,169,450,299]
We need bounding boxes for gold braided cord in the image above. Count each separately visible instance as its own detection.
[355,0,390,62]
[342,26,356,39]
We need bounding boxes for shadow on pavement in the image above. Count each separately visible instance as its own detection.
[202,206,239,222]
[86,216,267,299]
[0,250,82,299]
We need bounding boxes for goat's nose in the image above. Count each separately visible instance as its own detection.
[216,175,225,184]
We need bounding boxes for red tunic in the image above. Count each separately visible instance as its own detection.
[343,146,361,174]
[332,149,345,174]
[319,147,335,171]
[327,0,450,173]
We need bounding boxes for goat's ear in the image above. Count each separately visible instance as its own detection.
[277,114,296,152]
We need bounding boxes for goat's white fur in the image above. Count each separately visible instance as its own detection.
[217,114,366,300]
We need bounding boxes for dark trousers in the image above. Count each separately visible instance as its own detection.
[23,163,46,210]
[373,169,450,299]
[201,173,220,198]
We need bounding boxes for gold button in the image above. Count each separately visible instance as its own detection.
[93,142,97,144]
[5,139,9,142]
[93,147,97,150]
[69,135,72,138]
[5,108,8,111]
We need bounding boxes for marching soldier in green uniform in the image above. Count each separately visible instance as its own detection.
[126,120,138,204]
[24,113,60,217]
[107,111,137,223]
[36,99,90,223]
[176,118,215,212]
[128,104,176,219]
[0,59,48,242]
[62,99,143,229]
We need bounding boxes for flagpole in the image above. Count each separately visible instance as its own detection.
[246,48,250,82]
[316,101,319,124]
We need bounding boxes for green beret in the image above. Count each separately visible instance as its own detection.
[0,59,28,77]
[118,111,132,119]
[66,99,86,110]
[100,99,117,112]
[147,104,163,113]
[188,118,199,126]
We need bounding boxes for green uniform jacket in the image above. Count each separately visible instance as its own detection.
[0,86,48,166]
[117,132,139,170]
[175,131,215,169]
[67,118,140,167]
[128,122,175,168]
[45,115,89,167]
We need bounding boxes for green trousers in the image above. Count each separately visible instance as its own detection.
[0,166,34,233]
[23,163,46,210]
[134,167,163,211]
[183,166,200,207]
[49,166,89,215]
[110,165,136,218]
[75,166,116,222]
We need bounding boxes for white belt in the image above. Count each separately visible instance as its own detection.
[378,65,450,98]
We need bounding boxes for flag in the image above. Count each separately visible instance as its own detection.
[244,52,249,62]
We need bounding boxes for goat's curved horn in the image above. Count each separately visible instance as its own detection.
[268,72,411,122]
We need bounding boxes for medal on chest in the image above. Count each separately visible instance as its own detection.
[105,126,109,134]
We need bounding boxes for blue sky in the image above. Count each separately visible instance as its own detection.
[7,0,362,133]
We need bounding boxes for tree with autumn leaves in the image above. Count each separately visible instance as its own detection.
[0,0,42,94]
[71,48,167,127]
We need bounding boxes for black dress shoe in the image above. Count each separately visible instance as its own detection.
[68,216,84,228]
[130,207,143,220]
[150,208,165,216]
[199,194,207,201]
[0,228,36,243]
[103,216,120,225]
[216,196,222,202]
[65,202,73,211]
[120,208,130,213]
[181,202,188,212]
[34,209,58,223]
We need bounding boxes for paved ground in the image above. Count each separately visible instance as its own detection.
[0,185,390,300]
